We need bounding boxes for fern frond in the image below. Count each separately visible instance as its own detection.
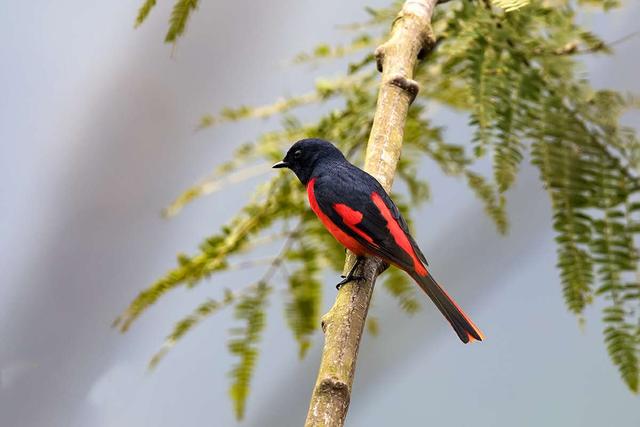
[531,135,595,313]
[135,0,157,27]
[163,163,271,217]
[284,242,322,358]
[198,74,370,130]
[465,171,508,234]
[149,290,235,369]
[492,0,530,12]
[367,316,380,336]
[228,283,271,420]
[292,34,380,64]
[114,176,294,332]
[590,162,634,295]
[467,38,496,158]
[493,95,523,192]
[578,0,622,11]
[165,0,199,43]
[603,306,639,392]
[493,57,527,192]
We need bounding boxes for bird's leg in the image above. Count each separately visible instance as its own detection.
[336,256,365,290]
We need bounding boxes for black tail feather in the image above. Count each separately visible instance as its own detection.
[410,271,484,343]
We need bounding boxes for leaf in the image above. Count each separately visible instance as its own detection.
[165,0,199,43]
[603,314,639,393]
[284,248,322,358]
[468,37,495,157]
[135,0,157,27]
[465,171,508,234]
[149,290,235,369]
[491,0,530,12]
[114,177,289,332]
[228,283,271,420]
[367,316,380,336]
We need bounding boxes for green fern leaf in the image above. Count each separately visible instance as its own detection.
[465,171,508,234]
[493,96,523,192]
[468,38,496,157]
[228,283,271,420]
[531,137,595,314]
[492,0,530,12]
[149,290,235,369]
[284,243,322,358]
[493,61,527,193]
[135,0,157,27]
[114,177,289,332]
[603,307,639,392]
[165,0,199,43]
[367,316,380,336]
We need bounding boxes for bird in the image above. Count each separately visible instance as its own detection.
[273,138,484,343]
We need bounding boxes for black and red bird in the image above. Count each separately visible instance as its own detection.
[273,138,484,343]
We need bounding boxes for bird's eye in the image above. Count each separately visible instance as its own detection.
[293,149,303,159]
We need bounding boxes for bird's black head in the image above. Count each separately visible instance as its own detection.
[272,138,346,185]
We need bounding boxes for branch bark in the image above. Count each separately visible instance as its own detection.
[304,1,438,426]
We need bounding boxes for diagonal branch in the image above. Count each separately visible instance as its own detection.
[304,1,438,426]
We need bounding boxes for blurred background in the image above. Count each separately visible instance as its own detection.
[1,1,639,426]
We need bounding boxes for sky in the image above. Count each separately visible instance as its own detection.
[1,1,639,426]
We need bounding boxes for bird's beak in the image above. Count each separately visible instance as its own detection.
[272,161,289,169]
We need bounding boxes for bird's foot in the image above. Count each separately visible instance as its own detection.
[336,275,364,290]
[336,256,365,290]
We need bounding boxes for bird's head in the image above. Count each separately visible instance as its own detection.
[273,138,345,185]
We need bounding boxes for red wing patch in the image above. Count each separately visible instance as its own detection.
[371,192,428,276]
[333,204,377,245]
[307,178,368,256]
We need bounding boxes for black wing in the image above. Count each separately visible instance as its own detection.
[313,165,429,270]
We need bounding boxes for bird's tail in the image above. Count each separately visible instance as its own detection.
[410,271,484,344]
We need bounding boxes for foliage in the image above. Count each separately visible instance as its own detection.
[165,0,200,43]
[491,0,531,12]
[119,0,640,419]
[228,282,271,419]
[134,0,200,43]
[284,239,323,358]
[135,0,156,28]
[149,289,235,369]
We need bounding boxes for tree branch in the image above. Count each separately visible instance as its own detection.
[303,1,438,425]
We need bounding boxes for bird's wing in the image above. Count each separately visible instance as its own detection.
[314,172,428,274]
[377,189,429,266]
